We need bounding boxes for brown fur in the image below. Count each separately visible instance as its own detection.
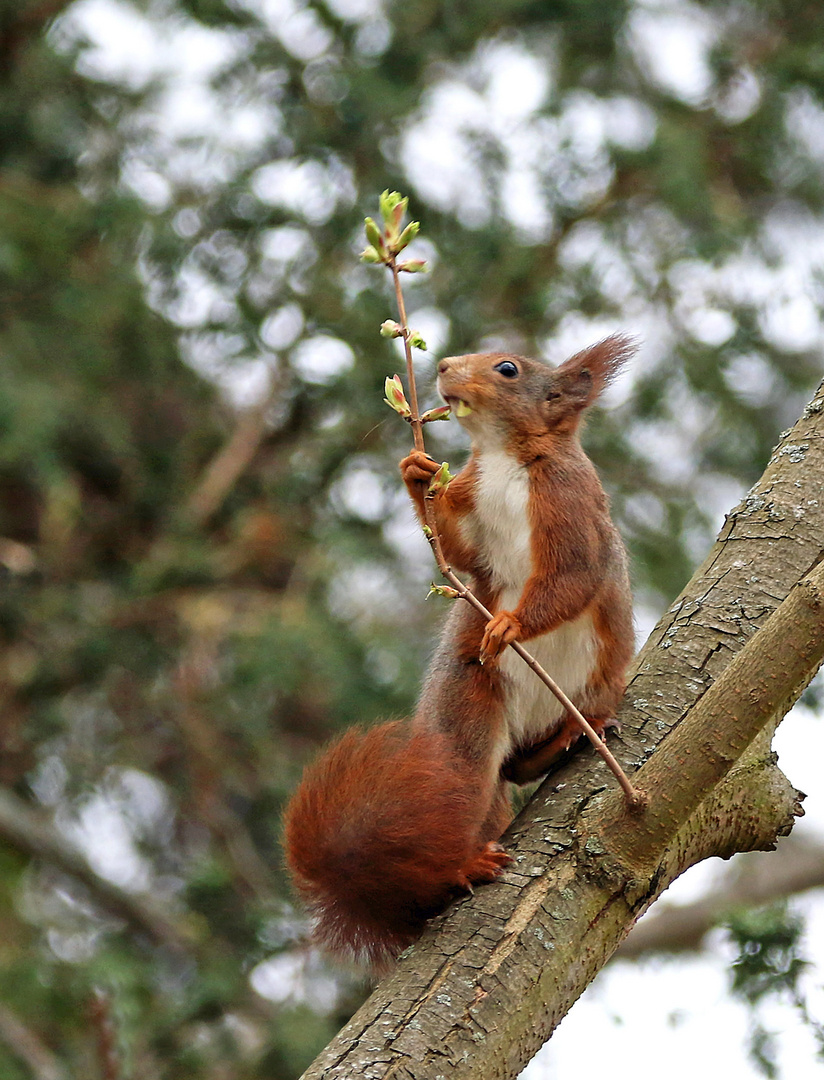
[283,334,636,968]
[283,721,510,969]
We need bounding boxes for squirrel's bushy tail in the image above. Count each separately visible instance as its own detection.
[283,720,494,969]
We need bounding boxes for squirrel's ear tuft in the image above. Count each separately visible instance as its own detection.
[555,333,638,408]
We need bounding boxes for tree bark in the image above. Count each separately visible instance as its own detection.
[299,379,824,1080]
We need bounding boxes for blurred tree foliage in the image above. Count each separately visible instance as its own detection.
[727,904,824,1078]
[0,0,822,1075]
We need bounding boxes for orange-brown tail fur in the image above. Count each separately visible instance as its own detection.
[283,721,500,969]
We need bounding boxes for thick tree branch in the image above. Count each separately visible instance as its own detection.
[300,379,824,1080]
[604,555,823,867]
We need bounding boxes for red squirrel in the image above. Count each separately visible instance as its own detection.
[283,334,635,969]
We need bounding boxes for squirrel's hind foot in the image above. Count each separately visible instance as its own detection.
[502,715,620,784]
[455,841,512,892]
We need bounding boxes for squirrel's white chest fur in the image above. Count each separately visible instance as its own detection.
[469,447,598,751]
[471,449,532,591]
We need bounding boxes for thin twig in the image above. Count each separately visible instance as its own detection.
[386,256,644,809]
[174,640,279,901]
[88,990,122,1080]
[389,258,425,454]
[186,373,281,528]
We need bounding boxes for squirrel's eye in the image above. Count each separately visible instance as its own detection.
[494,360,519,378]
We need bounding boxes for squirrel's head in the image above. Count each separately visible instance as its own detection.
[437,333,636,450]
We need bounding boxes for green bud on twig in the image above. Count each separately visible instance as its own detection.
[397,259,427,273]
[364,216,385,253]
[361,246,383,264]
[384,374,411,417]
[421,405,451,423]
[379,190,407,227]
[408,331,427,350]
[395,220,420,252]
[426,583,460,600]
[428,461,454,494]
[380,320,403,338]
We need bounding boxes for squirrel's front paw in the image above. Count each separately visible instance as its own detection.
[399,450,440,486]
[480,611,522,664]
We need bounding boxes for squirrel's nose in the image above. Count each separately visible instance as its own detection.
[438,359,450,375]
